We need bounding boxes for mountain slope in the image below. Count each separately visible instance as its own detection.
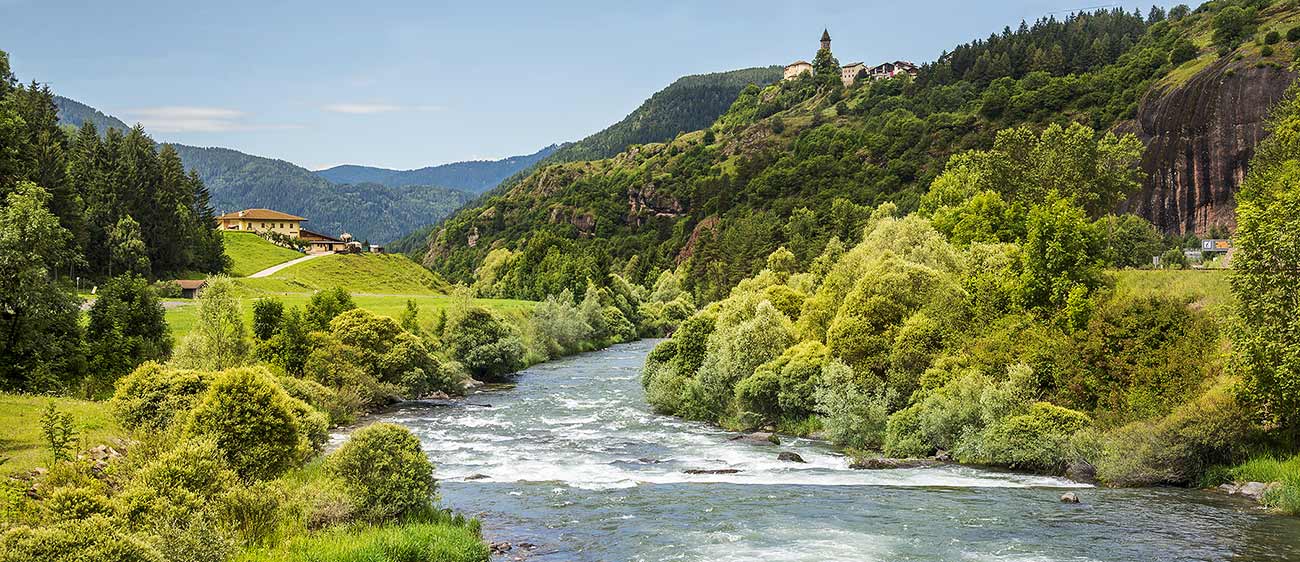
[316,144,559,194]
[388,66,783,256]
[53,96,471,243]
[417,3,1300,302]
[543,66,783,165]
[169,144,472,243]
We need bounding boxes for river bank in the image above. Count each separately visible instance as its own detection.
[360,340,1300,561]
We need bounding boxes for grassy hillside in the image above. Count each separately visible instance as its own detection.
[223,231,305,277]
[0,394,121,475]
[416,3,1300,303]
[167,253,532,339]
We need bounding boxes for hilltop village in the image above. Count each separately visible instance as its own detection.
[783,29,919,85]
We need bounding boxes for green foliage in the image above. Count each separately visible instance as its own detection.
[85,274,171,397]
[1170,37,1199,64]
[1017,196,1104,316]
[110,362,211,430]
[1094,381,1253,486]
[444,306,526,381]
[527,290,594,360]
[0,515,164,562]
[815,360,891,449]
[172,277,251,371]
[183,367,314,481]
[243,517,488,562]
[256,307,312,376]
[1212,4,1258,48]
[117,437,239,522]
[39,402,76,463]
[108,216,150,278]
[252,298,285,341]
[957,401,1091,471]
[324,308,454,398]
[304,287,356,331]
[1289,25,1300,42]
[326,423,436,522]
[1231,81,1300,432]
[1230,454,1300,514]
[0,182,84,392]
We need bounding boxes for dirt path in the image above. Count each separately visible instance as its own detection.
[247,252,328,278]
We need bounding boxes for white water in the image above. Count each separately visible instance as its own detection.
[359,340,1300,561]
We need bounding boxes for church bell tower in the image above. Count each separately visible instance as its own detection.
[820,29,831,51]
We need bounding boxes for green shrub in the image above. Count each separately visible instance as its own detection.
[815,360,891,449]
[1169,37,1198,65]
[183,368,311,481]
[528,291,594,359]
[957,402,1091,471]
[215,481,288,546]
[0,515,164,562]
[110,362,212,430]
[171,277,251,371]
[42,486,112,522]
[1095,381,1253,486]
[1262,44,1275,57]
[117,438,238,523]
[883,404,929,457]
[144,512,238,562]
[1289,26,1300,42]
[304,287,356,331]
[327,423,436,522]
[278,375,361,426]
[734,368,782,422]
[444,307,526,381]
[251,298,285,341]
[1266,30,1280,45]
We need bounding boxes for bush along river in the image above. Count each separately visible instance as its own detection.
[360,340,1300,561]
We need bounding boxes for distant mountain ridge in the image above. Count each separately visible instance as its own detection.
[316,144,560,194]
[53,96,471,243]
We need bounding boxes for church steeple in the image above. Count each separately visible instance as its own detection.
[820,29,831,51]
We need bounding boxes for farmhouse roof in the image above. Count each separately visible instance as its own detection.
[216,208,307,221]
[175,279,206,290]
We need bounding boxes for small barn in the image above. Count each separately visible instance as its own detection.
[176,279,207,299]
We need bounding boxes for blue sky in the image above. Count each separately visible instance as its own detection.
[2,0,1182,170]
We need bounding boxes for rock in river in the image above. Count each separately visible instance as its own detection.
[849,458,940,470]
[1061,492,1081,504]
[729,432,780,445]
[777,452,806,463]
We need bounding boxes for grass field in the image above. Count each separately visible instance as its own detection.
[165,252,532,340]
[223,231,307,277]
[1110,269,1235,314]
[0,394,122,475]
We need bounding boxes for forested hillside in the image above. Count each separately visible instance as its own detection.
[52,97,472,243]
[316,144,559,194]
[418,2,1299,303]
[542,67,784,165]
[171,145,472,243]
[388,66,783,255]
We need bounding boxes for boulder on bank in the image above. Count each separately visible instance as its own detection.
[729,432,779,446]
[777,452,806,463]
[1221,481,1281,501]
[1065,461,1098,484]
[849,458,940,470]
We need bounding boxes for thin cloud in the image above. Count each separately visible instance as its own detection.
[323,103,444,114]
[119,106,302,133]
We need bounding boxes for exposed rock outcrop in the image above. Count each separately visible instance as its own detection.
[1120,58,1297,235]
[627,184,685,226]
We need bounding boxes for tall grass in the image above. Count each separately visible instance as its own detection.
[1231,454,1300,515]
[238,514,489,562]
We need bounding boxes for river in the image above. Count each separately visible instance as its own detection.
[365,340,1300,561]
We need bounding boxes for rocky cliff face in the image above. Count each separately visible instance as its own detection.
[1120,58,1296,235]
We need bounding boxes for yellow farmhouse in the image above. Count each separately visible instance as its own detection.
[216,208,306,237]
